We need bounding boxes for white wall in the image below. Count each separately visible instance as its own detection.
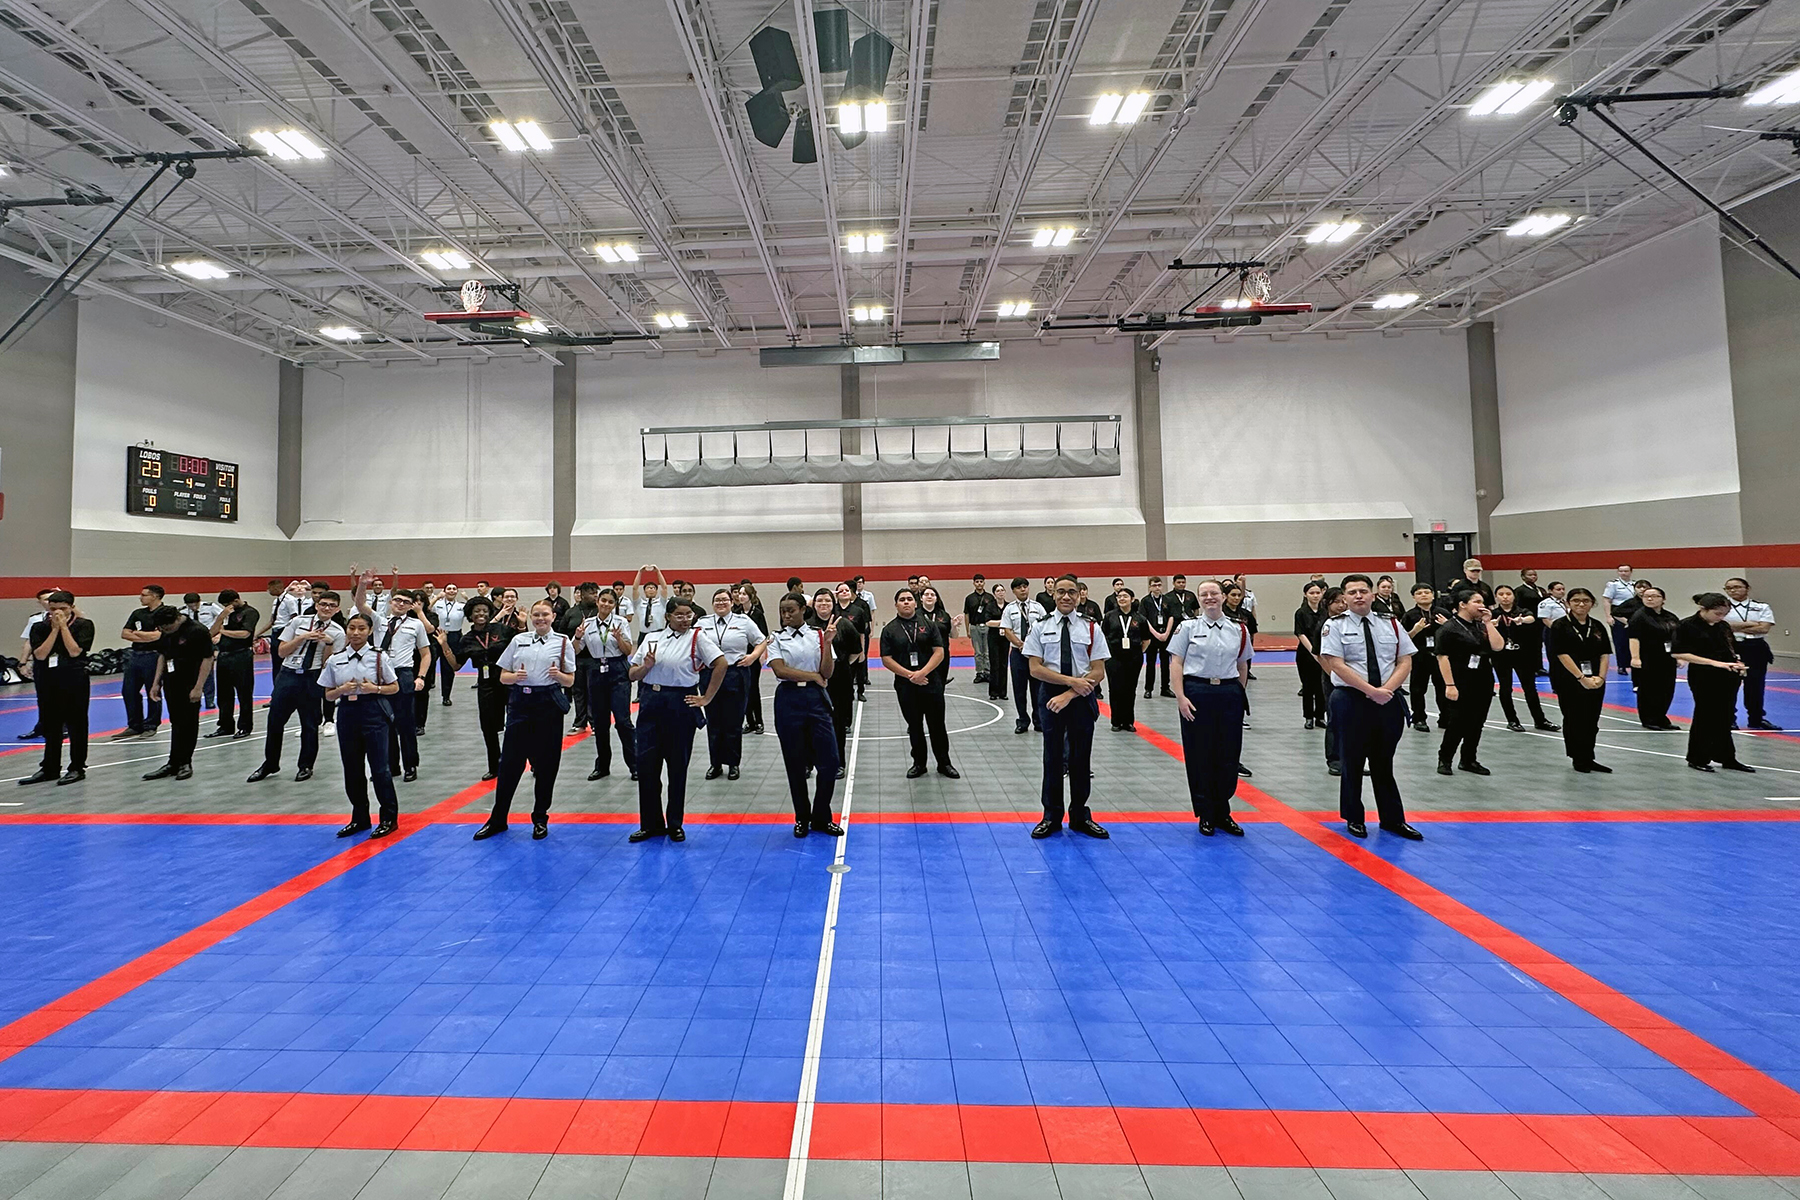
[859,339,1140,530]
[1491,217,1739,522]
[71,298,282,540]
[297,358,555,542]
[575,350,842,537]
[1158,331,1477,531]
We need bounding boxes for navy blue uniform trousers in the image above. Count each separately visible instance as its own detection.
[488,688,566,823]
[1329,686,1409,828]
[1179,678,1243,822]
[636,686,699,832]
[336,696,398,825]
[387,668,420,773]
[775,681,839,825]
[706,664,748,768]
[587,658,637,775]
[1040,691,1097,825]
[263,669,323,771]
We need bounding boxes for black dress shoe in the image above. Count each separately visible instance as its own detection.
[1071,818,1110,839]
[1327,763,1342,776]
[1014,720,1030,735]
[336,820,371,838]
[1535,721,1560,732]
[1458,762,1491,776]
[142,764,176,780]
[1143,692,1153,700]
[812,821,844,836]
[747,725,763,735]
[1588,761,1612,773]
[232,729,252,740]
[1411,720,1431,733]
[402,768,418,782]
[1346,821,1368,838]
[175,765,192,780]
[728,766,740,780]
[1236,765,1252,778]
[481,771,498,782]
[836,766,847,779]
[1506,721,1525,732]
[1030,819,1058,839]
[705,765,724,780]
[1436,761,1453,776]
[629,770,639,781]
[1197,819,1215,836]
[108,728,141,741]
[56,768,84,786]
[793,821,808,838]
[370,821,398,839]
[669,827,686,842]
[937,764,961,779]
[246,763,277,783]
[628,828,663,843]
[588,769,609,781]
[1721,761,1756,773]
[1688,762,1714,772]
[203,728,232,739]
[1752,719,1783,731]
[1303,719,1316,730]
[906,764,927,779]
[443,698,453,707]
[294,767,313,782]
[414,726,426,737]
[17,768,55,786]
[1381,823,1425,841]
[1217,817,1244,837]
[473,821,507,840]
[1160,689,1177,699]
[532,821,549,839]
[1574,761,1594,773]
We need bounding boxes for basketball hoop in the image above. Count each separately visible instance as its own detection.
[459,280,487,313]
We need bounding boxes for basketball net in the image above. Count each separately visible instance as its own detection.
[459,279,487,313]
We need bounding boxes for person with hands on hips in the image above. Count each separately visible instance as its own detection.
[1025,576,1110,840]
[1319,575,1422,841]
[474,601,578,842]
[319,612,402,839]
[628,597,728,844]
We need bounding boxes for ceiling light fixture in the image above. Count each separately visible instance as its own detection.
[839,100,889,136]
[1370,293,1420,309]
[490,120,552,152]
[1303,220,1361,244]
[168,260,230,280]
[1469,78,1554,117]
[1505,211,1572,237]
[249,129,327,161]
[1051,226,1075,248]
[421,250,473,271]
[1116,91,1151,124]
[653,312,689,330]
[594,242,639,264]
[851,304,885,323]
[1746,66,1800,106]
[1088,94,1122,125]
[318,325,364,341]
[997,300,1032,317]
[516,318,550,334]
[846,232,886,254]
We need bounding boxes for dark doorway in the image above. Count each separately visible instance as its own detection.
[1422,533,1474,593]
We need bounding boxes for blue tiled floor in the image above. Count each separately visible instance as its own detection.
[0,825,347,1027]
[812,822,1748,1115]
[1366,821,1800,1095]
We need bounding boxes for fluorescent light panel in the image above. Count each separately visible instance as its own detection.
[250,129,326,161]
[422,250,473,270]
[1505,211,1572,237]
[864,101,888,132]
[1116,91,1150,123]
[514,121,553,151]
[490,120,553,152]
[1305,220,1362,244]
[595,242,639,264]
[1746,66,1800,105]
[997,300,1032,317]
[1469,79,1553,117]
[169,260,229,280]
[318,325,363,341]
[1051,226,1075,248]
[851,304,885,322]
[1088,94,1122,125]
[1371,292,1420,309]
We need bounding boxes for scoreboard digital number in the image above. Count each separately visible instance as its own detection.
[126,447,239,522]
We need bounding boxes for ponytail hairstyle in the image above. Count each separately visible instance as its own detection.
[1692,591,1730,612]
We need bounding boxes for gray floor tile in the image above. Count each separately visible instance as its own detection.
[1318,1168,1429,1200]
[804,1159,881,1200]
[1678,1180,1800,1200]
[1406,1173,1520,1200]
[264,1149,388,1200]
[1140,1166,1245,1200]
[528,1154,630,1200]
[441,1152,551,1200]
[0,1145,77,1200]
[354,1150,470,1200]
[11,1145,154,1200]
[91,1146,230,1200]
[1498,1175,1618,1200]
[178,1146,311,1200]
[968,1161,1060,1200]
[1054,1162,1155,1199]
[884,1160,972,1200]
[615,1156,717,1199]
[705,1157,787,1198]
[1229,1167,1333,1200]
[1587,1177,1704,1200]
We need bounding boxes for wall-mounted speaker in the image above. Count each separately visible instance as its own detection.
[750,27,803,93]
[844,31,894,99]
[745,87,792,148]
[814,8,851,72]
[792,110,818,163]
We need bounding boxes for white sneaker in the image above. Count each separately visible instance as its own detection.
[322,722,336,738]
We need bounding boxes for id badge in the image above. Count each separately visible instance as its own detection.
[1580,661,1595,676]
[908,652,920,669]
[1468,655,1481,669]
[46,654,57,669]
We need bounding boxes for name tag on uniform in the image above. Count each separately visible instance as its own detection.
[1580,661,1595,675]
[1468,655,1481,670]
[908,652,919,668]
[46,655,57,669]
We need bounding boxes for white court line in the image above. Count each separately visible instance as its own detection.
[782,698,864,1200]
[0,731,265,784]
[855,691,1007,741]
[1496,722,1800,775]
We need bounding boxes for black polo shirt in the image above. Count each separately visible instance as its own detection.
[30,617,95,682]
[125,604,175,652]
[880,615,946,693]
[155,617,215,689]
[217,604,260,656]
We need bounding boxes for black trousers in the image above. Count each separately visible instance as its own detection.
[1330,687,1408,828]
[442,633,462,702]
[1634,659,1677,727]
[705,665,748,768]
[895,682,951,768]
[488,689,566,823]
[1553,681,1604,765]
[477,684,507,775]
[1179,679,1243,822]
[122,652,162,732]
[387,668,420,772]
[1688,672,1743,767]
[1039,692,1097,825]
[213,653,256,734]
[1408,650,1445,724]
[1143,644,1171,694]
[636,686,700,832]
[1322,684,1340,768]
[987,632,1010,700]
[743,663,765,732]
[1611,621,1633,681]
[587,659,636,775]
[262,670,322,770]
[37,674,89,774]
[1494,652,1548,727]
[1739,639,1773,724]
[571,652,591,727]
[1297,653,1326,722]
[827,659,856,761]
[337,697,397,825]
[776,682,839,825]
[1009,651,1038,727]
[1106,654,1140,728]
[1439,686,1492,765]
[164,687,202,769]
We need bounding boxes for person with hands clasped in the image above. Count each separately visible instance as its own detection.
[767,592,844,837]
[1547,588,1612,774]
[319,613,402,839]
[701,588,767,782]
[1169,580,1254,836]
[1674,592,1755,773]
[457,596,512,780]
[352,566,433,782]
[1490,586,1556,733]
[582,588,638,782]
[880,588,960,779]
[628,598,728,844]
[1025,576,1110,840]
[473,601,578,841]
[1319,575,1422,841]
[1435,590,1504,777]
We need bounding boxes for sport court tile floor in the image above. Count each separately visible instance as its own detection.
[3,659,1800,1199]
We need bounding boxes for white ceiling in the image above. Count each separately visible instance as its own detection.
[0,0,1795,361]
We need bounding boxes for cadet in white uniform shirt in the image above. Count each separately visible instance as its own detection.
[249,592,346,784]
[701,589,768,782]
[1170,580,1254,836]
[1319,575,1423,841]
[1724,577,1780,730]
[1024,577,1111,840]
[319,612,401,839]
[1601,566,1637,681]
[582,588,638,781]
[628,598,728,843]
[432,585,467,705]
[996,577,1048,734]
[182,593,223,710]
[473,601,578,842]
[765,593,843,837]
[353,572,433,782]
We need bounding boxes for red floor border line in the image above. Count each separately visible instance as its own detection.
[8,1090,1800,1173]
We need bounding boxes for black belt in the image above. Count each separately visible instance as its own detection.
[1185,675,1241,686]
[647,683,697,694]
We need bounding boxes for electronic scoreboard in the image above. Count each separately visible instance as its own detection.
[126,446,238,521]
